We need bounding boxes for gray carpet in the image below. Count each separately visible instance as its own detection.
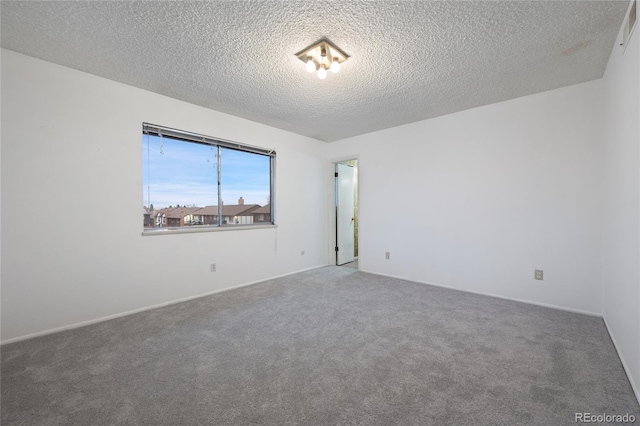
[2,266,639,425]
[342,259,359,269]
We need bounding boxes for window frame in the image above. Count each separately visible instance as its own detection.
[142,123,276,235]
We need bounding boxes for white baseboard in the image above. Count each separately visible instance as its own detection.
[1,264,326,345]
[603,317,640,405]
[359,270,602,317]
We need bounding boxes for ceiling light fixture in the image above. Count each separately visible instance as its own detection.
[295,38,349,80]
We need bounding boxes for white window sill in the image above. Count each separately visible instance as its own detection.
[142,224,277,236]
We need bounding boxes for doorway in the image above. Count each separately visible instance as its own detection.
[335,159,358,266]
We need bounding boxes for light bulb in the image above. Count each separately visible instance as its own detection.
[330,60,340,74]
[306,58,315,73]
[317,66,327,79]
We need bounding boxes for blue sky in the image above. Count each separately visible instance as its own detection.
[143,135,270,209]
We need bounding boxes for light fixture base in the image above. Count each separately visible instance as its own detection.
[295,38,349,78]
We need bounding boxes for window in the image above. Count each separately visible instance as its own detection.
[142,124,274,233]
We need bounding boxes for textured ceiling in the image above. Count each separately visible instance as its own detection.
[0,1,630,142]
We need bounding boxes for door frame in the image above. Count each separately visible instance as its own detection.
[328,156,359,268]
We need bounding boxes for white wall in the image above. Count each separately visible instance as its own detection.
[601,10,640,401]
[328,80,604,315]
[0,49,328,342]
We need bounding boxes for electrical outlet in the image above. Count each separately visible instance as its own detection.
[385,252,390,260]
[535,269,543,280]
[210,263,217,272]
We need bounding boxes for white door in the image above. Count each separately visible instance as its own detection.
[336,163,355,265]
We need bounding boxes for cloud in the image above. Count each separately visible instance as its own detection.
[143,135,270,208]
